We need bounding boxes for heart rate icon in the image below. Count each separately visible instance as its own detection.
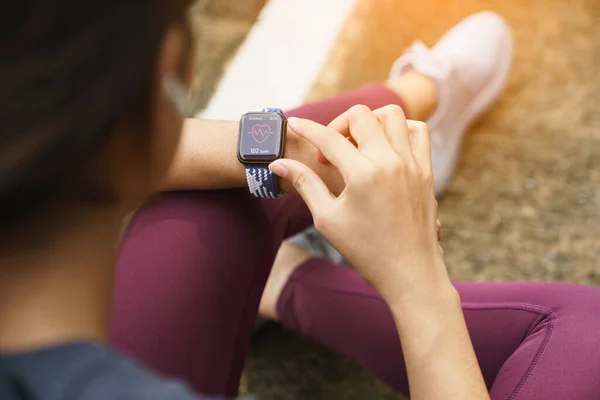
[249,124,274,144]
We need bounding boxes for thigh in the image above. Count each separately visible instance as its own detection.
[109,190,307,396]
[278,261,600,398]
[285,84,407,124]
[458,281,600,400]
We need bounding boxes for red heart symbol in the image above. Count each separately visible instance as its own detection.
[249,124,273,144]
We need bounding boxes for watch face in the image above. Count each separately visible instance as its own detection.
[238,112,285,162]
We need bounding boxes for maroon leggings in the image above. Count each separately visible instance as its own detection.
[110,85,600,399]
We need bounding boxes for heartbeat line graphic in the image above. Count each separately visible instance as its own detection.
[249,124,274,144]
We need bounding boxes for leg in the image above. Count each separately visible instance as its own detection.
[109,190,306,397]
[268,246,600,399]
[285,76,437,123]
[109,79,427,395]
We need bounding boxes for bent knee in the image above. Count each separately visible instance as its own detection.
[127,190,267,235]
[122,190,272,261]
[555,284,600,322]
[135,190,259,224]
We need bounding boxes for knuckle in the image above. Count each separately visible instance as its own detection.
[413,120,429,131]
[352,164,378,186]
[292,172,308,192]
[313,214,327,232]
[375,162,399,184]
[349,104,372,116]
[381,156,408,177]
[427,176,435,189]
[412,120,431,137]
[401,155,415,169]
[313,209,334,233]
[381,104,406,118]
[420,168,434,187]
[391,158,408,174]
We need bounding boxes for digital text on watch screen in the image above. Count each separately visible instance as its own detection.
[239,113,283,161]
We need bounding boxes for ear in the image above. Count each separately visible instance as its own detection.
[107,26,194,211]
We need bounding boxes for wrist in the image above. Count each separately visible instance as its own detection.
[220,119,248,189]
[387,277,460,324]
[214,119,248,189]
[162,119,247,192]
[378,257,457,312]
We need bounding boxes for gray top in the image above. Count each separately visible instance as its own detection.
[0,342,238,400]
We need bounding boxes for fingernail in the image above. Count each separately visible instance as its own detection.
[269,161,288,179]
[287,117,301,131]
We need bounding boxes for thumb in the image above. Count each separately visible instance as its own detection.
[270,159,334,214]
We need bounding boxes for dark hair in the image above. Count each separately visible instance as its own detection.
[0,0,193,227]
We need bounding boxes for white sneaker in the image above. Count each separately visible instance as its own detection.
[288,12,514,265]
[389,11,514,195]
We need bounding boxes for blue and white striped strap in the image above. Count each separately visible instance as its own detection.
[245,166,281,199]
[244,108,283,199]
[262,107,283,113]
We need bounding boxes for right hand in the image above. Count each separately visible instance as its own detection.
[269,105,449,303]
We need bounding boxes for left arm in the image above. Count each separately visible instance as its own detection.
[160,118,344,196]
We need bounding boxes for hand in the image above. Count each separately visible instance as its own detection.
[315,117,444,256]
[270,105,449,303]
[278,126,346,197]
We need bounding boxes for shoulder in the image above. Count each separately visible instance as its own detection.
[2,342,213,400]
[61,343,202,400]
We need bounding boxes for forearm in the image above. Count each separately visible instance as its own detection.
[161,118,344,195]
[160,119,246,191]
[388,277,489,400]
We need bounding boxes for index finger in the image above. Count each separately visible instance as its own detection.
[373,105,412,156]
[328,105,396,158]
[287,117,367,179]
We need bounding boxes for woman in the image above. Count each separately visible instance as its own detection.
[1,2,599,400]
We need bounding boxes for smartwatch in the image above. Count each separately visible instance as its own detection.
[238,108,287,199]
